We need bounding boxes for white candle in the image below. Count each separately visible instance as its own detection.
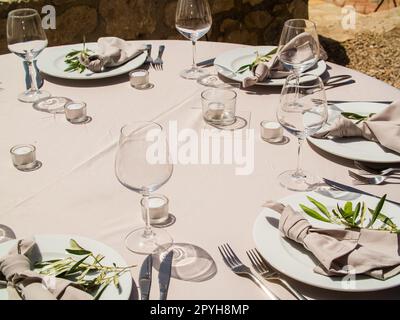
[65,101,87,123]
[141,194,169,224]
[130,69,150,89]
[10,144,36,169]
[260,121,283,142]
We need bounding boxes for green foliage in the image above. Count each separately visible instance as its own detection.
[236,47,277,74]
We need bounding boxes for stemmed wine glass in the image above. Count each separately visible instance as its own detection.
[7,8,50,103]
[277,19,320,82]
[115,122,173,254]
[175,0,212,80]
[276,73,328,191]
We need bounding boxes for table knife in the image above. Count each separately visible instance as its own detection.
[139,255,152,300]
[323,178,400,206]
[327,100,392,105]
[158,250,173,300]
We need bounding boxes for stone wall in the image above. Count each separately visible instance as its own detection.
[0,0,308,54]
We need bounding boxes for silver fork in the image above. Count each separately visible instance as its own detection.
[247,249,306,300]
[348,170,400,185]
[354,161,400,176]
[153,45,165,70]
[218,243,279,300]
[145,44,153,67]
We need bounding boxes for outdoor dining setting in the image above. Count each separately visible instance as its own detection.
[0,0,400,302]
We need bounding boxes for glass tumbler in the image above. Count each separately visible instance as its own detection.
[201,88,237,126]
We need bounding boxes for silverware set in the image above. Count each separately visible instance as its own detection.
[348,161,400,185]
[145,44,165,70]
[138,250,173,300]
[218,243,307,300]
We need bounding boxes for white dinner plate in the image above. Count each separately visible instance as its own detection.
[0,234,132,300]
[37,43,147,80]
[253,191,400,292]
[214,46,327,87]
[308,102,400,163]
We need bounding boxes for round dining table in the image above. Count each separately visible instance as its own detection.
[1,40,400,300]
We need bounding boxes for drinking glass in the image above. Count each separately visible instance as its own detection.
[115,122,173,254]
[7,8,50,103]
[175,0,212,80]
[201,88,236,126]
[276,73,328,191]
[277,19,320,80]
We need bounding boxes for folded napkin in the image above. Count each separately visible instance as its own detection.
[0,238,92,300]
[264,201,400,280]
[242,32,328,88]
[23,60,43,90]
[80,37,146,73]
[313,100,400,154]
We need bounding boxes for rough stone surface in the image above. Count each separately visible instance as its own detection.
[0,0,309,53]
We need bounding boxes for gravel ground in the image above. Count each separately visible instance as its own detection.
[341,29,400,89]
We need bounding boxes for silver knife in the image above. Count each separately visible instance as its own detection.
[158,250,173,300]
[323,178,400,206]
[139,255,152,300]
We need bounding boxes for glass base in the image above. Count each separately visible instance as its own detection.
[18,90,50,103]
[278,169,320,192]
[180,66,208,80]
[125,226,173,254]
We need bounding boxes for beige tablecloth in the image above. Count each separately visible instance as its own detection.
[0,40,400,300]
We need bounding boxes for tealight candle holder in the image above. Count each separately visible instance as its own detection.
[260,121,284,143]
[141,194,169,225]
[64,101,90,124]
[10,144,41,171]
[129,69,154,90]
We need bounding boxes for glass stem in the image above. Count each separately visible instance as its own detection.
[142,195,153,238]
[27,60,38,93]
[293,69,300,100]
[294,138,305,178]
[191,40,197,69]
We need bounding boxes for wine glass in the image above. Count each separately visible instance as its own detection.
[175,0,212,80]
[277,19,320,80]
[7,8,50,103]
[115,122,173,254]
[276,73,328,191]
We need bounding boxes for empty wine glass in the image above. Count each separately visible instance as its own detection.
[277,19,320,80]
[7,8,50,103]
[115,122,173,254]
[276,73,328,191]
[176,0,212,80]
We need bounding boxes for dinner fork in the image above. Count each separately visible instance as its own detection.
[354,161,400,176]
[153,45,165,70]
[218,243,279,300]
[348,170,400,185]
[246,249,306,300]
[145,44,153,66]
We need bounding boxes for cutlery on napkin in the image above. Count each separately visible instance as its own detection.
[0,238,92,300]
[313,100,400,154]
[242,32,328,88]
[264,201,400,280]
[79,37,146,73]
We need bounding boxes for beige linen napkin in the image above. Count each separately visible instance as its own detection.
[242,32,327,88]
[0,238,92,300]
[264,201,400,280]
[313,100,400,153]
[80,37,146,73]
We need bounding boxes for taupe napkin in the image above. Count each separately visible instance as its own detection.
[264,201,400,280]
[242,32,327,88]
[313,100,400,153]
[0,238,92,300]
[80,37,146,73]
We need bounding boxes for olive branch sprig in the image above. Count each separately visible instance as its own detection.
[300,195,399,232]
[64,37,93,73]
[341,112,376,124]
[34,239,135,300]
[236,47,277,74]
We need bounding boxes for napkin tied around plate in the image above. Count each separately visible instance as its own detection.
[242,32,328,88]
[263,201,400,280]
[0,238,92,300]
[313,100,400,154]
[80,37,146,73]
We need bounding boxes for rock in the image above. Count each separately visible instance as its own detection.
[165,1,177,29]
[220,18,240,32]
[99,0,157,38]
[244,10,272,29]
[224,28,258,45]
[211,0,235,14]
[242,0,264,6]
